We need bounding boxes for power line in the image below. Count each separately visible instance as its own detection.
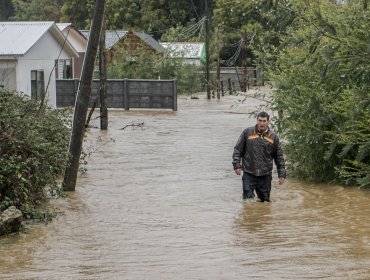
[221,32,256,66]
[177,16,206,39]
[146,16,205,40]
[222,39,243,66]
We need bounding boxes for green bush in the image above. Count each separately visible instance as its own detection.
[270,1,370,187]
[0,90,71,214]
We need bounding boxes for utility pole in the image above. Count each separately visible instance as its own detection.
[242,31,248,92]
[205,0,211,99]
[62,0,106,191]
[99,16,108,130]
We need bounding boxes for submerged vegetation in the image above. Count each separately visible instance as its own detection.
[0,90,71,217]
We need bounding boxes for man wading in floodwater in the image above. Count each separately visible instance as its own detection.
[232,111,286,202]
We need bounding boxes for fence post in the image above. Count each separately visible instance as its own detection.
[124,78,129,110]
[227,78,232,95]
[173,80,177,111]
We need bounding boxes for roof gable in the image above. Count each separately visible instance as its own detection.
[57,23,87,52]
[0,21,78,57]
[0,21,54,56]
[80,30,165,53]
[80,30,127,50]
[56,23,71,31]
[135,32,165,53]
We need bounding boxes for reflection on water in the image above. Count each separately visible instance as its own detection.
[1,92,370,280]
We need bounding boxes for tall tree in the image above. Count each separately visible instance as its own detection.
[63,0,106,191]
[104,0,143,29]
[11,0,62,21]
[0,0,14,20]
[60,0,93,29]
[140,0,204,39]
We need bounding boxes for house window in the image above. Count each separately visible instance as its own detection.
[31,70,45,101]
[57,59,73,79]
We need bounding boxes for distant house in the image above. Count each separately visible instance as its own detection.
[80,30,165,63]
[0,21,78,107]
[56,23,87,79]
[160,42,205,66]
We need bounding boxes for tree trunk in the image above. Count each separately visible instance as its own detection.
[62,0,106,192]
[216,27,221,99]
[99,16,108,130]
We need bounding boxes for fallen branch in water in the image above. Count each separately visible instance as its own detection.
[120,122,145,130]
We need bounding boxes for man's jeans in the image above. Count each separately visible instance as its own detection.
[242,173,272,202]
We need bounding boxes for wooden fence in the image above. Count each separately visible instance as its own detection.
[218,67,264,90]
[56,79,177,111]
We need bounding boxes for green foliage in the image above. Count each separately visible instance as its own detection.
[0,90,71,212]
[11,0,62,21]
[140,0,203,40]
[104,0,143,30]
[60,0,94,29]
[269,0,370,187]
[20,202,57,222]
[213,0,296,67]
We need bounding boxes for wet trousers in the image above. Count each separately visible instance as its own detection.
[242,173,272,202]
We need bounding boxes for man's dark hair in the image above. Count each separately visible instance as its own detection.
[257,111,270,120]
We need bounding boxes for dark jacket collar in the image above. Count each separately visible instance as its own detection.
[254,125,270,136]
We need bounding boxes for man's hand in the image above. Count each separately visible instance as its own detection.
[278,177,285,185]
[234,168,241,175]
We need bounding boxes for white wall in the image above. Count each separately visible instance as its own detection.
[16,30,73,107]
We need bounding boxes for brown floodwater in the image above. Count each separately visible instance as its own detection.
[1,91,370,280]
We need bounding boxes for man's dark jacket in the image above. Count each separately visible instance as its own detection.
[232,125,286,178]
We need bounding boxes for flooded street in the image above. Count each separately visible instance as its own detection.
[1,90,370,279]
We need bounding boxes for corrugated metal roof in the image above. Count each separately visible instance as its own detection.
[0,21,54,56]
[161,42,204,59]
[56,23,71,32]
[135,32,165,53]
[80,30,165,53]
[81,30,127,50]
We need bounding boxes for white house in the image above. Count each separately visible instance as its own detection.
[0,21,78,107]
[160,42,205,65]
[56,23,87,79]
